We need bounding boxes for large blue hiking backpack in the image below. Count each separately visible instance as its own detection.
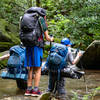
[20,7,46,48]
[47,43,68,80]
[7,45,28,78]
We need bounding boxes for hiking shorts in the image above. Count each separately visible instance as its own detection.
[24,46,43,67]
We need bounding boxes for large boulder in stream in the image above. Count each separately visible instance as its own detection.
[77,40,100,69]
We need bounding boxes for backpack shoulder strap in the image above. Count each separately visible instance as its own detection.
[38,16,48,32]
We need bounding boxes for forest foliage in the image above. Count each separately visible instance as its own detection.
[0,1,100,98]
[0,0,100,50]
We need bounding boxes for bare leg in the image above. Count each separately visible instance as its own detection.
[27,67,33,87]
[34,67,41,87]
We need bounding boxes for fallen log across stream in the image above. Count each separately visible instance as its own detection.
[0,53,10,61]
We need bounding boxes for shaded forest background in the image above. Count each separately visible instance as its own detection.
[0,0,100,52]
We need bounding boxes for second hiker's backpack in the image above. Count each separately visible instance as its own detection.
[46,43,68,79]
[19,7,46,47]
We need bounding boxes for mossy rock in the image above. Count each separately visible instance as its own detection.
[0,41,21,52]
[0,59,7,70]
[39,92,58,100]
[0,50,9,69]
[0,18,20,42]
[0,18,20,52]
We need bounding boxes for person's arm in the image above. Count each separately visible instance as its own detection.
[68,50,82,65]
[44,30,54,42]
[72,52,82,64]
[39,16,54,42]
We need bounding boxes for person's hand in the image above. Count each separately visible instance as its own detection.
[77,52,82,57]
[50,37,54,42]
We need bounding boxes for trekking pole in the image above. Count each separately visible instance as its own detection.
[76,43,88,93]
[80,60,88,93]
[50,34,53,48]
[50,41,52,49]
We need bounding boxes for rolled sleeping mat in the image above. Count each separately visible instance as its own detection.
[61,67,85,79]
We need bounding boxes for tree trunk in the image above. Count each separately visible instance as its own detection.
[27,0,32,8]
[36,0,41,7]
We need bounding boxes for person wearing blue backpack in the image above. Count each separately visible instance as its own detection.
[19,7,54,96]
[46,38,82,100]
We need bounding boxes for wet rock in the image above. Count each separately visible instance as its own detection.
[39,92,51,100]
[77,40,100,69]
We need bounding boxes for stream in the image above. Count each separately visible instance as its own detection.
[0,70,100,100]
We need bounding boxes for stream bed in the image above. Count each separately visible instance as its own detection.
[0,70,100,100]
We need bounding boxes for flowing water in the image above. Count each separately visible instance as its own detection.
[0,70,100,100]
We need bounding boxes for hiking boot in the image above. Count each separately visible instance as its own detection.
[46,88,53,93]
[56,93,66,100]
[24,90,33,96]
[31,89,42,97]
